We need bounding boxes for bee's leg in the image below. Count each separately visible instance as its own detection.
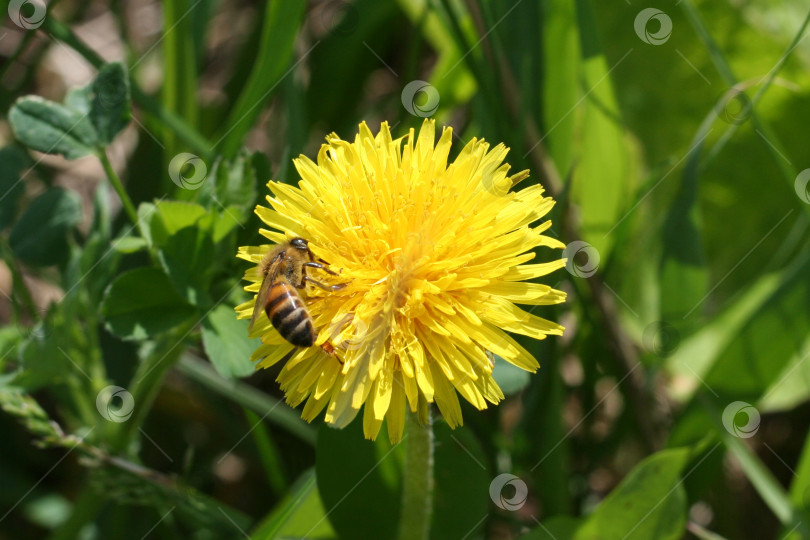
[304,276,346,291]
[303,261,339,276]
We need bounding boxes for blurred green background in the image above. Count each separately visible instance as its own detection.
[1,0,810,539]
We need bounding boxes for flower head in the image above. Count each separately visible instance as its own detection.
[236,120,566,442]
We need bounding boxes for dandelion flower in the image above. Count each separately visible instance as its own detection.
[236,119,566,442]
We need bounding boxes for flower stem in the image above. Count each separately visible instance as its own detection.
[97,150,138,225]
[397,409,434,540]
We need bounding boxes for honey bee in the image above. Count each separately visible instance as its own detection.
[249,238,344,348]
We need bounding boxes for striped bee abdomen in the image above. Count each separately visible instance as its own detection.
[264,282,315,347]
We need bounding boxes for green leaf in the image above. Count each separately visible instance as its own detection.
[146,201,220,306]
[150,200,208,243]
[101,267,196,340]
[250,469,336,540]
[198,150,258,216]
[664,271,782,404]
[64,85,93,115]
[89,62,131,145]
[0,327,23,372]
[14,300,83,391]
[0,146,31,229]
[200,304,257,378]
[666,250,810,408]
[112,236,148,254]
[759,334,810,412]
[570,0,636,258]
[136,202,158,247]
[217,0,306,157]
[156,225,215,307]
[9,188,82,266]
[574,447,691,540]
[8,97,97,159]
[542,0,580,178]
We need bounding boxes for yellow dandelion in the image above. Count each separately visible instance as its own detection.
[235,119,566,442]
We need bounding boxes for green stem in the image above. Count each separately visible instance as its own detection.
[397,409,434,540]
[97,150,138,225]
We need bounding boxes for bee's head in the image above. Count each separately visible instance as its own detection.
[290,237,309,252]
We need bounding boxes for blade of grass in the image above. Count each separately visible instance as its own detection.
[162,0,201,163]
[722,431,804,532]
[700,397,807,534]
[244,408,288,497]
[216,0,306,158]
[665,248,810,403]
[176,354,316,446]
[789,429,810,509]
[681,1,810,193]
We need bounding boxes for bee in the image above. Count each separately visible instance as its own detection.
[249,238,344,348]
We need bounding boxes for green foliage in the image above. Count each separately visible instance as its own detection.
[102,268,196,340]
[8,97,98,159]
[200,304,257,378]
[0,146,30,229]
[9,188,82,266]
[8,63,130,158]
[1,1,810,539]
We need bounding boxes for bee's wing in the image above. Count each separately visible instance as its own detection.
[248,254,284,332]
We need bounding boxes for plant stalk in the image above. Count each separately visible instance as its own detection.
[97,150,138,225]
[397,409,434,540]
